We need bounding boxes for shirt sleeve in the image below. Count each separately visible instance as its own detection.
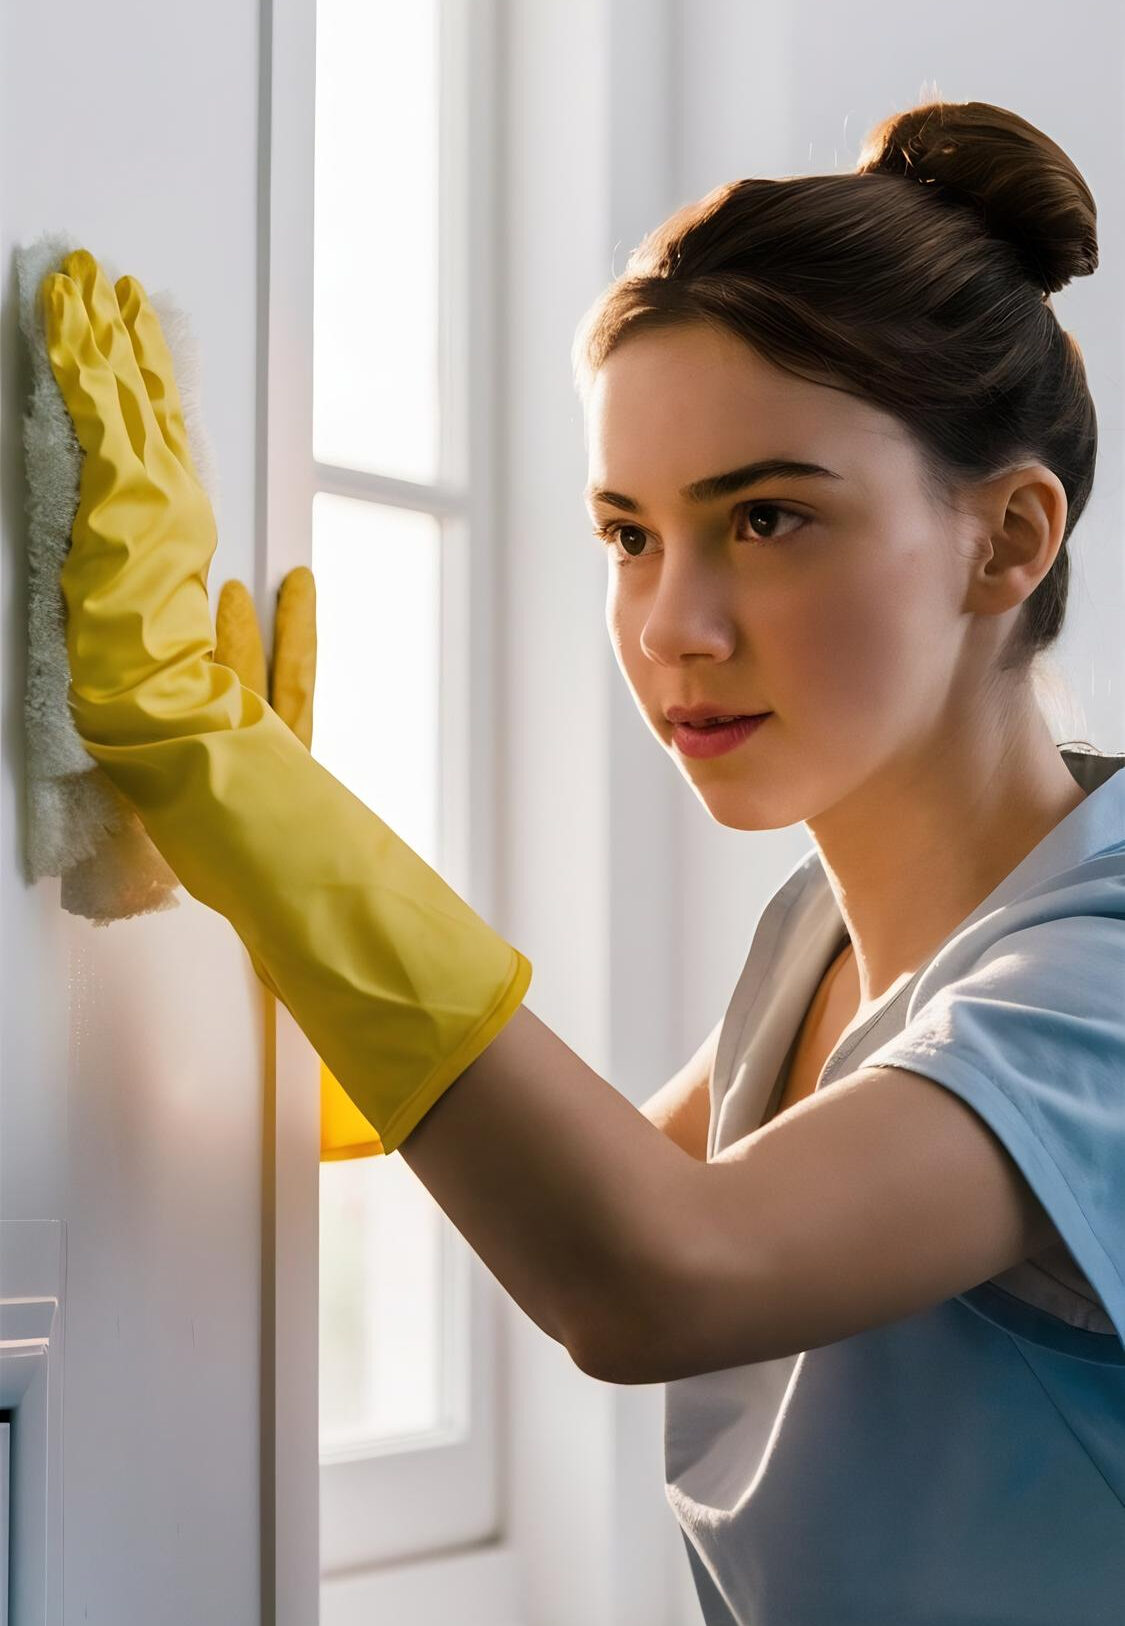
[860,910,1125,1350]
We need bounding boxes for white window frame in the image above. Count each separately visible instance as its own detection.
[261,0,519,1617]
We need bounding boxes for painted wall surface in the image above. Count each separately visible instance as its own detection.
[0,0,267,1620]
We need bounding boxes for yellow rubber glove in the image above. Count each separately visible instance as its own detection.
[215,572,384,1161]
[43,248,532,1157]
[214,578,269,700]
[270,569,315,750]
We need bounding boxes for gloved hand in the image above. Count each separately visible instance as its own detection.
[214,570,383,1161]
[216,568,315,750]
[42,248,532,1157]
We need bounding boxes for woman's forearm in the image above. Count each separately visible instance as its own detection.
[397,1001,705,1380]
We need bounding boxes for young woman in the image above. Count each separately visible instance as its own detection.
[43,96,1125,1623]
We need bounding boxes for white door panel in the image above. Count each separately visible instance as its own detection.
[0,0,273,1618]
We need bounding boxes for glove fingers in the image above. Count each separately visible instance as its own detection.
[42,270,145,480]
[56,249,164,467]
[115,273,197,477]
[271,566,317,749]
[215,580,269,698]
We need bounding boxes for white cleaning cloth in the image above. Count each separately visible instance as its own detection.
[16,231,222,922]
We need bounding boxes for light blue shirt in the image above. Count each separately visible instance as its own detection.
[665,745,1125,1625]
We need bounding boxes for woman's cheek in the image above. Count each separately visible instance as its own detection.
[765,579,896,722]
[606,583,644,664]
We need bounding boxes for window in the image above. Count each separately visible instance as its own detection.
[309,0,503,1577]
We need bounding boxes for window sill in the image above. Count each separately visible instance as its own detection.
[321,1539,521,1626]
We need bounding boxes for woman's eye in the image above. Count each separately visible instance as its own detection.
[743,502,807,542]
[593,502,806,562]
[594,522,652,560]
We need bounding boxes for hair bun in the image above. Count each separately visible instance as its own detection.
[856,99,1097,295]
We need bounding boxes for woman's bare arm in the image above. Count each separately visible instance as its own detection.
[397,1001,709,1376]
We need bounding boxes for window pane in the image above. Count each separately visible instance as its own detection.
[313,491,452,1457]
[319,1150,445,1453]
[313,0,440,481]
[309,493,440,869]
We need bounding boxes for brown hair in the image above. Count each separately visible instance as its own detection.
[572,99,1098,676]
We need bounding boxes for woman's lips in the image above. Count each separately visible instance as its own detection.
[670,713,772,758]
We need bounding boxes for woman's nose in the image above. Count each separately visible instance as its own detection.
[637,554,738,665]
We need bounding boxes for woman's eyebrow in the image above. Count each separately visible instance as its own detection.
[584,458,844,513]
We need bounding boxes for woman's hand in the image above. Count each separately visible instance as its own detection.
[44,250,226,748]
[43,250,532,1157]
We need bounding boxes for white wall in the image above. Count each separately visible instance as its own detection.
[0,1,268,1621]
[498,0,705,1618]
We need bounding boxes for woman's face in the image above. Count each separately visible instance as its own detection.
[583,321,995,831]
